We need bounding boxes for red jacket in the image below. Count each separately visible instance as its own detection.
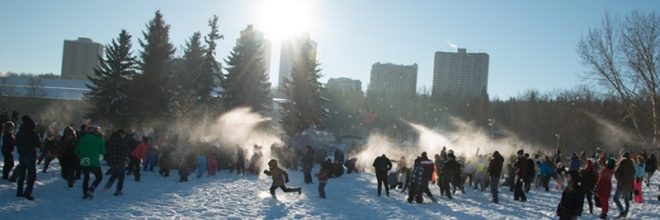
[131,142,150,160]
[596,168,613,198]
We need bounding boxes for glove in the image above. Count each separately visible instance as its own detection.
[264,170,270,175]
[285,177,290,183]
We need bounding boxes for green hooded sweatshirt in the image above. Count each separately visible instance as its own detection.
[75,133,106,167]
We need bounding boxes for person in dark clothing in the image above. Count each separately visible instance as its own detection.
[487,151,504,203]
[514,150,528,202]
[158,144,174,177]
[408,157,424,203]
[103,129,130,196]
[557,170,585,220]
[373,154,392,196]
[580,160,597,214]
[233,146,246,175]
[525,153,536,193]
[15,116,40,200]
[345,158,358,174]
[646,154,657,187]
[2,122,16,180]
[302,145,315,184]
[419,152,438,202]
[58,127,79,187]
[179,152,196,182]
[10,111,19,124]
[318,159,332,198]
[38,135,59,173]
[442,153,462,199]
[264,159,301,197]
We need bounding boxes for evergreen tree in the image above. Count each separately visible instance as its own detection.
[86,30,137,127]
[280,38,325,137]
[170,32,204,119]
[201,15,223,104]
[222,25,271,113]
[131,10,175,126]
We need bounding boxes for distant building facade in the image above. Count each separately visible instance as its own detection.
[278,33,317,89]
[326,77,362,95]
[368,62,417,99]
[61,37,103,80]
[432,48,489,97]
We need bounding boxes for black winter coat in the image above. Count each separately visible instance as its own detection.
[556,185,585,219]
[105,136,131,165]
[16,120,40,157]
[442,159,461,181]
[488,154,504,177]
[373,156,392,172]
[646,156,657,173]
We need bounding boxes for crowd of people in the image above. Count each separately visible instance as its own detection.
[1,110,659,219]
[372,146,658,219]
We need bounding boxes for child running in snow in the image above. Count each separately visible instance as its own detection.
[264,159,301,197]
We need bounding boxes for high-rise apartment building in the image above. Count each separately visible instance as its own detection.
[278,33,316,88]
[368,62,417,99]
[61,37,103,80]
[432,48,489,97]
[326,77,362,95]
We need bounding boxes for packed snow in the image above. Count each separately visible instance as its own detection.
[1,160,660,219]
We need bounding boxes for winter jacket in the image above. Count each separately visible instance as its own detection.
[569,156,580,171]
[579,163,597,193]
[487,153,504,177]
[104,136,130,165]
[74,133,106,167]
[614,158,636,192]
[265,161,288,187]
[635,163,645,179]
[442,158,461,181]
[16,120,40,157]
[2,132,15,155]
[540,162,554,176]
[557,184,585,219]
[420,159,435,181]
[645,156,657,173]
[526,158,536,179]
[373,156,392,172]
[131,142,150,160]
[515,156,528,178]
[596,168,613,199]
[411,162,424,184]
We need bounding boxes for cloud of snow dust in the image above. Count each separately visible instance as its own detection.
[352,117,536,172]
[583,111,640,152]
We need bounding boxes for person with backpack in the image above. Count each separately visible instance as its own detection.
[75,126,106,199]
[487,151,504,203]
[372,154,392,196]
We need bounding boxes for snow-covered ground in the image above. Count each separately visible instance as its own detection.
[1,161,660,219]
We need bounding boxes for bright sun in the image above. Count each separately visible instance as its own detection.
[260,0,313,41]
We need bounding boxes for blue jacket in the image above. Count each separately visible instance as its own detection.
[540,162,554,176]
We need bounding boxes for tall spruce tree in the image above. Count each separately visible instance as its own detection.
[201,15,223,104]
[131,10,175,125]
[86,30,137,127]
[169,32,204,119]
[222,25,271,113]
[280,38,325,137]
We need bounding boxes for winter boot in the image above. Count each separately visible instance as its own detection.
[114,191,123,196]
[24,195,34,201]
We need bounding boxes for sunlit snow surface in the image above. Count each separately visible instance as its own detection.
[1,161,660,219]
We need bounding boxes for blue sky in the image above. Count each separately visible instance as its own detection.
[0,0,658,99]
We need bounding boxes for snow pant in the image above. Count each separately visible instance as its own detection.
[59,155,77,187]
[105,163,125,193]
[129,156,141,181]
[541,175,551,191]
[490,175,500,203]
[82,166,102,196]
[585,189,594,213]
[466,173,474,187]
[318,181,327,198]
[376,170,389,196]
[613,189,632,214]
[207,159,218,176]
[40,156,55,172]
[646,171,655,187]
[514,176,527,201]
[442,177,453,198]
[16,155,36,197]
[2,149,13,179]
[197,163,207,178]
[599,193,610,218]
[234,160,245,174]
[303,164,313,184]
[437,174,447,196]
[408,183,422,203]
[524,175,534,192]
[420,180,436,202]
[143,151,157,171]
[269,185,300,196]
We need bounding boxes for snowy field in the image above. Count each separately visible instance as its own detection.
[1,161,660,219]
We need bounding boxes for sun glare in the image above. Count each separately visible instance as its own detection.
[259,0,313,41]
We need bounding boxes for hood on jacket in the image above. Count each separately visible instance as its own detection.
[20,115,35,131]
